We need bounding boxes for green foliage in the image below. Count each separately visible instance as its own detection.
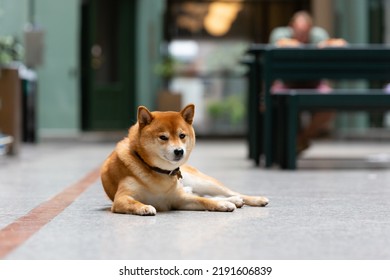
[0,36,24,65]
[207,95,245,125]
[154,55,176,78]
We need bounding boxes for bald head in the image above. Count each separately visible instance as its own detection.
[289,11,313,43]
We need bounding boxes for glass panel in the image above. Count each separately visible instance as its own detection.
[168,40,248,136]
[93,0,118,85]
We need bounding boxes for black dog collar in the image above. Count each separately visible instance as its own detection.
[134,151,183,180]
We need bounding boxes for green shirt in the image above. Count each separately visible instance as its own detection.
[269,26,329,45]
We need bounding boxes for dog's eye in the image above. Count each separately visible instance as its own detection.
[159,135,168,141]
[179,133,186,139]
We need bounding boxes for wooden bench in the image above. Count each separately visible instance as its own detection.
[261,46,390,169]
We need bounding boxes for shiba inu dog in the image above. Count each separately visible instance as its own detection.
[101,104,268,216]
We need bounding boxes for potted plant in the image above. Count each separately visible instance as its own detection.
[0,36,23,75]
[207,95,246,134]
[0,36,24,155]
[154,55,177,90]
[154,55,183,111]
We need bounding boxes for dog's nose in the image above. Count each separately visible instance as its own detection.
[174,149,184,157]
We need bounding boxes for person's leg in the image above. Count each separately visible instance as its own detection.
[297,111,335,150]
[297,81,334,153]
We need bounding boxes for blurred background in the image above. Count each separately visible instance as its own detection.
[1,0,390,144]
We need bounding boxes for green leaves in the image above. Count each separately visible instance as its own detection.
[0,36,24,65]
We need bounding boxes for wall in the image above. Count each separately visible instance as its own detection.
[334,0,368,43]
[312,0,334,37]
[136,0,165,109]
[334,0,370,134]
[385,0,390,44]
[0,0,26,39]
[35,0,80,138]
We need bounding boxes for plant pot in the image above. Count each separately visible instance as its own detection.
[0,67,21,155]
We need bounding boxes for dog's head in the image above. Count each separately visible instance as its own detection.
[134,104,195,171]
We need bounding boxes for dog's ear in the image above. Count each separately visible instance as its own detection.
[138,106,153,128]
[180,104,195,125]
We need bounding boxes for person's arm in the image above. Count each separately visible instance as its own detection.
[269,27,301,47]
[309,27,330,44]
[317,38,348,48]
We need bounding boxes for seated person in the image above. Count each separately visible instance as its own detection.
[269,10,347,152]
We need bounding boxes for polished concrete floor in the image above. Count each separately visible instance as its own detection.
[0,139,390,260]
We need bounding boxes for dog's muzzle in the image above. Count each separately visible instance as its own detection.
[174,149,184,161]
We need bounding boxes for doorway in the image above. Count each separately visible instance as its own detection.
[80,0,136,130]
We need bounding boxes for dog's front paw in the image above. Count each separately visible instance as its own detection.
[215,201,236,212]
[136,205,157,216]
[227,196,244,208]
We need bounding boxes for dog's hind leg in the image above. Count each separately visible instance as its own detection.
[174,192,236,212]
[181,165,268,207]
[181,165,237,197]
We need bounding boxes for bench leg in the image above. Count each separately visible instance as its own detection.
[264,104,273,168]
[277,96,288,169]
[286,96,298,170]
